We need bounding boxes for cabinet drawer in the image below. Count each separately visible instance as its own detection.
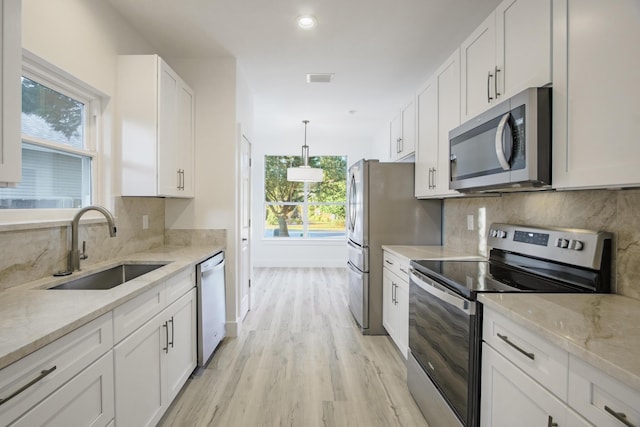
[483,308,568,399]
[165,268,195,305]
[0,313,113,425]
[383,251,410,283]
[568,355,640,427]
[113,284,166,343]
[10,351,114,427]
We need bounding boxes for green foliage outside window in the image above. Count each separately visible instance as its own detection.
[264,155,347,238]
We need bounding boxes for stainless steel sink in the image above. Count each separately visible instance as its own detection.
[49,263,168,290]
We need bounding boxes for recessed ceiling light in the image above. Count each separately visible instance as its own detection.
[297,15,317,30]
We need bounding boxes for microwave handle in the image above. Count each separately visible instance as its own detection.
[495,112,513,170]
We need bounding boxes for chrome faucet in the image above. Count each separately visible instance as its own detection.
[68,205,117,272]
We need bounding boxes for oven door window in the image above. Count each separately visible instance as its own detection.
[409,279,477,425]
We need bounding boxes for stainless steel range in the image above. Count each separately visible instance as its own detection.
[407,223,613,427]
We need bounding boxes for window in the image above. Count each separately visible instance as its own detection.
[0,58,98,209]
[264,155,347,239]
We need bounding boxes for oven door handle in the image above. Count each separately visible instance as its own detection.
[410,269,475,315]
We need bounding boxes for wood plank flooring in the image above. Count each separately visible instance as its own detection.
[159,267,430,427]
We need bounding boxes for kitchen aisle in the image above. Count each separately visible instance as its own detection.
[159,267,429,427]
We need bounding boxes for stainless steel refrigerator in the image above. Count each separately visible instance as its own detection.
[346,159,442,335]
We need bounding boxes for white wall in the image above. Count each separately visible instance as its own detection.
[164,58,248,333]
[251,114,379,267]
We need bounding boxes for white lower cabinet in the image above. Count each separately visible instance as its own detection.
[0,313,114,427]
[382,251,410,359]
[481,343,566,427]
[11,352,114,427]
[482,306,640,427]
[114,288,196,427]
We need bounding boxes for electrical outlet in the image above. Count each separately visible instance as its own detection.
[467,214,474,231]
[142,215,149,230]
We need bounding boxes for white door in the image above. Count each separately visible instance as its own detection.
[239,134,252,319]
[165,289,197,403]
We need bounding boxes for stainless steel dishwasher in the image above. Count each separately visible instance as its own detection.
[196,251,226,372]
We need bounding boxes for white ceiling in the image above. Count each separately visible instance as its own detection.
[108,0,503,151]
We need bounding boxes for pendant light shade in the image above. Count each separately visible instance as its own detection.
[287,120,323,182]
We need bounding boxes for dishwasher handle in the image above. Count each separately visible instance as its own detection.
[199,252,225,273]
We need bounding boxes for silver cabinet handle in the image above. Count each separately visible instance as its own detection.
[177,169,181,189]
[168,316,175,348]
[0,366,57,406]
[400,267,408,275]
[487,70,494,103]
[494,66,501,99]
[605,405,636,427]
[162,322,169,353]
[495,112,513,171]
[497,333,535,360]
[428,168,433,189]
[547,416,558,427]
[385,259,394,266]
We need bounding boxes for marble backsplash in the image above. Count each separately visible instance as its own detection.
[0,197,165,290]
[443,188,640,300]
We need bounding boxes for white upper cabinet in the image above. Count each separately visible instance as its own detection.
[461,0,551,121]
[415,49,461,198]
[552,0,640,190]
[389,100,416,161]
[0,0,22,186]
[119,55,195,198]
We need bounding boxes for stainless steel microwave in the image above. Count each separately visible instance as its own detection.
[449,87,551,192]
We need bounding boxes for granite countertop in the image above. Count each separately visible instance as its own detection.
[0,244,223,370]
[480,293,640,392]
[381,245,486,261]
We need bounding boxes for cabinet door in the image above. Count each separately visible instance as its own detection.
[176,82,195,196]
[394,281,409,360]
[400,100,416,158]
[460,13,496,121]
[157,60,181,197]
[165,289,197,403]
[0,0,21,185]
[382,267,395,337]
[495,0,551,100]
[481,343,567,427]
[114,314,167,427]
[435,50,461,197]
[389,112,402,161]
[553,0,640,189]
[11,352,114,427]
[415,78,437,197]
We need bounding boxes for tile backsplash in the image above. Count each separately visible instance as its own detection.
[443,188,640,300]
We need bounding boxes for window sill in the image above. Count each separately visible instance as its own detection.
[0,210,114,233]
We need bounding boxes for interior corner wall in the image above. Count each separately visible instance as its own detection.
[163,57,241,329]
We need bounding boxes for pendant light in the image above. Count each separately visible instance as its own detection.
[287,120,323,182]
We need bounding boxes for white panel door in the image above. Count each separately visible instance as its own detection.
[239,133,252,319]
[415,78,437,198]
[157,60,180,196]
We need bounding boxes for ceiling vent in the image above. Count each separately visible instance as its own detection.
[306,73,333,83]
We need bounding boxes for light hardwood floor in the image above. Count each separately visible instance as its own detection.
[159,267,430,427]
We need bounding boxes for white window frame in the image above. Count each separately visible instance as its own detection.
[0,50,108,227]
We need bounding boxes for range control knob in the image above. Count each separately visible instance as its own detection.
[569,240,584,251]
[490,229,498,238]
[498,230,508,238]
[556,238,570,248]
